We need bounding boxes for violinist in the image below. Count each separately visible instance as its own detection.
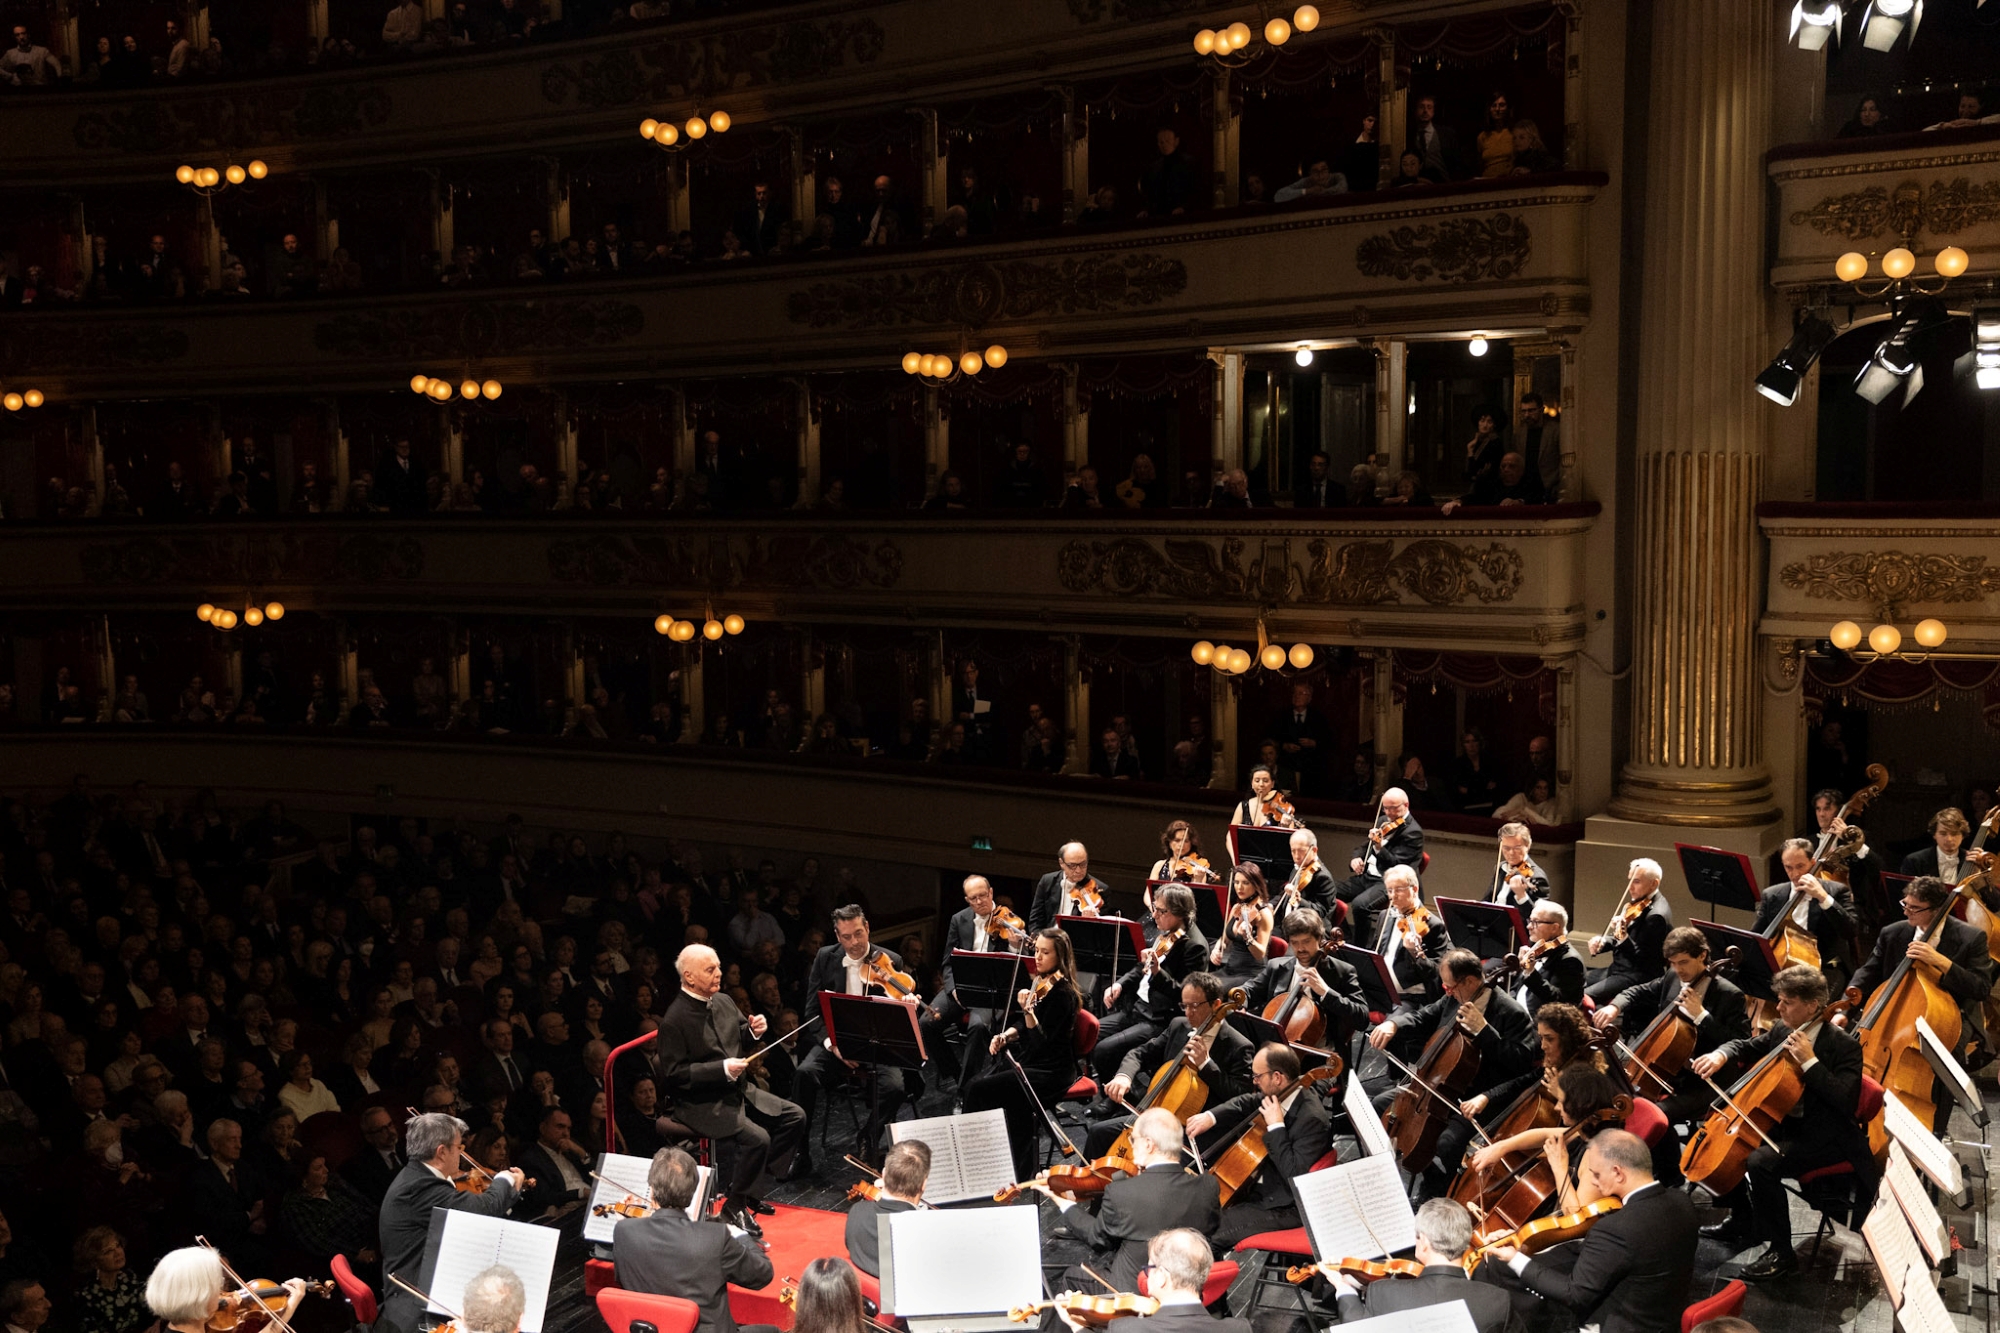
[1490,824,1550,907]
[1030,843,1110,933]
[1094,886,1209,1078]
[612,1147,777,1333]
[1690,965,1871,1282]
[795,905,918,1168]
[462,1266,528,1333]
[1242,908,1370,1054]
[1754,839,1856,987]
[1184,1043,1334,1251]
[1030,1109,1222,1291]
[1082,972,1255,1158]
[964,927,1083,1181]
[843,1141,929,1277]
[1053,1229,1253,1333]
[1593,928,1748,1156]
[375,1112,523,1333]
[1368,866,1452,1011]
[1366,949,1536,1125]
[1326,1200,1517,1333]
[1276,828,1339,923]
[1480,1130,1698,1333]
[143,1247,307,1333]
[1842,875,1994,1113]
[1334,788,1425,939]
[1151,821,1218,884]
[1464,1063,1630,1216]
[923,876,1023,1099]
[1507,903,1585,1017]
[1584,860,1673,1003]
[1209,866,1274,987]
[1231,765,1299,829]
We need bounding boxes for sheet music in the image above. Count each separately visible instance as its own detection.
[1343,1074,1395,1160]
[582,1153,710,1244]
[1896,1260,1954,1333]
[1294,1153,1417,1261]
[1862,1194,1922,1309]
[425,1211,560,1333]
[1884,1144,1950,1265]
[1916,1018,1982,1118]
[885,1207,1043,1316]
[1884,1090,1967,1201]
[1335,1298,1478,1333]
[891,1108,1018,1203]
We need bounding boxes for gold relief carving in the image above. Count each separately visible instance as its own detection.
[79,533,423,584]
[1354,214,1532,283]
[785,254,1187,330]
[546,533,902,590]
[1055,536,1524,606]
[313,300,644,359]
[540,18,886,107]
[73,84,391,153]
[0,323,187,373]
[1789,177,2000,240]
[1779,549,2000,617]
[1766,638,1802,692]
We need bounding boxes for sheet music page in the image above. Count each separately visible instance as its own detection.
[1336,1299,1478,1333]
[1884,1091,1966,1199]
[885,1207,1043,1316]
[1862,1194,1921,1309]
[1897,1260,1954,1333]
[1343,1075,1396,1160]
[1884,1144,1949,1264]
[426,1211,561,1333]
[582,1153,710,1244]
[1294,1153,1417,1261]
[1915,1018,1978,1106]
[891,1108,1017,1203]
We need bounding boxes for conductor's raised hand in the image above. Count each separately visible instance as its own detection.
[746,1012,769,1039]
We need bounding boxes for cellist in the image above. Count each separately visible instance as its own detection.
[1752,839,1856,990]
[1425,1000,1596,1202]
[1241,908,1371,1055]
[1081,972,1255,1159]
[1591,927,1749,1154]
[1689,964,1871,1282]
[1183,1043,1334,1251]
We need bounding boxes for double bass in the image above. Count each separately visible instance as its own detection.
[1381,1010,1484,1173]
[1764,765,1889,975]
[1952,805,2000,1039]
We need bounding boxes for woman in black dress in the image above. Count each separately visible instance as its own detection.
[962,927,1081,1181]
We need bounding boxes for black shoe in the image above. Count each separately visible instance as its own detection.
[1741,1249,1796,1282]
[1701,1216,1754,1246]
[722,1201,764,1238]
[746,1198,775,1216]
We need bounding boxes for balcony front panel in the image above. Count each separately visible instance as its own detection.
[1759,503,2000,651]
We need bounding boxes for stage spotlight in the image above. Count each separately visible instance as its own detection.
[1789,0,1841,49]
[1860,0,1920,52]
[1754,313,1836,406]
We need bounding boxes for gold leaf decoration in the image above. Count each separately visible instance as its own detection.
[1056,536,1523,606]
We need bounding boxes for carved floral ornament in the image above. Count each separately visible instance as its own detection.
[1355,213,1533,283]
[547,533,903,591]
[1778,549,2000,620]
[541,18,885,107]
[79,533,424,584]
[314,299,644,360]
[786,254,1187,330]
[74,84,390,153]
[1789,177,2000,242]
[1056,535,1524,607]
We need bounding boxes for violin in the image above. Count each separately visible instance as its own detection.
[1009,1293,1159,1325]
[992,1157,1138,1203]
[1150,927,1186,965]
[1073,878,1104,915]
[1484,937,1560,987]
[987,906,1031,948]
[861,950,919,1001]
[1368,813,1408,847]
[1286,1258,1425,1285]
[591,1196,654,1219]
[1167,853,1214,883]
[1256,791,1298,828]
[1601,887,1656,947]
[1472,1196,1623,1264]
[1399,906,1433,943]
[846,1180,884,1203]
[451,1152,533,1194]
[1271,859,1318,924]
[206,1281,335,1333]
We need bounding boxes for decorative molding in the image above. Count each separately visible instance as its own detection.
[785,253,1187,329]
[78,534,424,584]
[1355,214,1532,282]
[73,84,391,153]
[540,18,885,107]
[1055,536,1524,606]
[1778,549,2000,618]
[1062,0,1205,23]
[313,299,644,359]
[0,323,187,372]
[546,533,903,590]
[1788,176,2000,241]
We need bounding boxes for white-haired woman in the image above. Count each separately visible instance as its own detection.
[145,1246,306,1333]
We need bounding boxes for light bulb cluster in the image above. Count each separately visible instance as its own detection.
[654,612,746,642]
[1193,6,1318,57]
[901,345,1009,379]
[640,110,731,148]
[197,599,286,631]
[411,374,503,402]
[2,387,45,412]
[1191,638,1314,675]
[1833,244,1967,286]
[1828,617,1947,658]
[175,159,268,192]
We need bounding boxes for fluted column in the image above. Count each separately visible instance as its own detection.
[1605,0,1778,829]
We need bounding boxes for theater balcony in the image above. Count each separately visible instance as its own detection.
[1759,502,2000,654]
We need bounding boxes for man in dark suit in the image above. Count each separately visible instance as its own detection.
[515,1105,593,1216]
[1692,964,1873,1280]
[1082,972,1255,1158]
[735,181,788,257]
[1482,1129,1697,1333]
[375,437,428,515]
[921,875,1028,1098]
[341,1105,405,1206]
[1755,838,1858,987]
[1095,885,1209,1078]
[1329,1199,1518,1333]
[187,1118,271,1271]
[1037,1110,1221,1290]
[1296,452,1338,509]
[1271,682,1337,797]
[1585,859,1674,1002]
[376,1112,524,1333]
[1491,824,1552,908]
[1274,829,1339,926]
[1366,867,1453,1013]
[950,659,997,765]
[1846,874,1995,1092]
[149,462,203,520]
[821,176,865,249]
[657,944,805,1232]
[1405,94,1469,181]
[792,904,915,1171]
[613,1147,777,1333]
[1115,1229,1252,1333]
[1506,902,1586,1018]
[844,1141,928,1277]
[1900,807,1989,883]
[1241,906,1370,1057]
[467,1018,535,1108]
[1333,788,1425,938]
[1028,842,1112,933]
[1185,1042,1334,1250]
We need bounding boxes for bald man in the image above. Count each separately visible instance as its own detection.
[657,944,806,1232]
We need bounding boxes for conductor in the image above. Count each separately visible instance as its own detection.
[376,1112,524,1333]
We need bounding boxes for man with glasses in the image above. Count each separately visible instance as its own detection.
[1490,823,1550,907]
[377,1113,524,1333]
[1842,875,1994,1105]
[1184,1043,1333,1251]
[1082,972,1254,1158]
[1028,1109,1221,1291]
[923,875,1024,1103]
[1030,841,1110,933]
[1094,886,1208,1078]
[1509,902,1585,1017]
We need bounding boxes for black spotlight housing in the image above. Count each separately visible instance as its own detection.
[1754,312,1836,406]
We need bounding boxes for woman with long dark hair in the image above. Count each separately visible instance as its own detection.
[788,1258,869,1333]
[961,928,1082,1180]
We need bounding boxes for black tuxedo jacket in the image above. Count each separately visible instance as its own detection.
[805,943,909,1005]
[1608,970,1750,1061]
[377,1162,520,1333]
[843,1194,917,1276]
[1389,988,1537,1096]
[1351,820,1425,882]
[1371,912,1453,1003]
[1598,896,1674,989]
[1849,915,1995,1047]
[613,1207,774,1333]
[1752,881,1857,966]
[517,1140,590,1214]
[941,906,1027,998]
[1337,1264,1518,1333]
[1715,1018,1869,1165]
[1064,1163,1222,1289]
[1900,846,1972,879]
[339,1143,404,1205]
[657,989,775,1139]
[1242,954,1370,1046]
[1514,944,1586,1015]
[1132,1307,1251,1333]
[1030,873,1115,934]
[1517,1183,1698,1333]
[1203,1082,1333,1210]
[1112,931,1211,1024]
[1114,1015,1255,1107]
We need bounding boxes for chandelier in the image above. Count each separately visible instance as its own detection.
[1193,616,1314,676]
[1194,6,1319,60]
[197,598,286,631]
[2,387,44,412]
[411,374,502,402]
[176,160,267,193]
[654,607,746,642]
[901,344,1009,382]
[640,110,731,149]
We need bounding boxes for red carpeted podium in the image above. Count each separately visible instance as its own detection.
[729,1203,852,1330]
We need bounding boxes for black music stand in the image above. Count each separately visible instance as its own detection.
[1058,915,1148,984]
[1230,824,1296,878]
[1229,1010,1339,1071]
[1436,897,1526,962]
[1152,878,1229,942]
[1674,842,1764,920]
[821,993,928,1146]
[1689,921,1782,1002]
[947,950,1031,1012]
[1335,943,1400,1017]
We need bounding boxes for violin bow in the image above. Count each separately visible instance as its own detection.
[587,1171,653,1206]
[1079,1266,1119,1295]
[196,1237,304,1333]
[386,1273,464,1325]
[844,1154,879,1178]
[1004,1048,1080,1158]
[1373,1048,1495,1146]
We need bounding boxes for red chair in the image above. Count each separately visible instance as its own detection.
[597,1288,702,1333]
[1791,1076,1886,1255]
[1137,1260,1241,1308]
[1238,1149,1340,1313]
[585,1259,618,1299]
[329,1254,377,1325]
[1628,1097,1669,1149]
[1680,1280,1747,1333]
[1044,1010,1103,1165]
[1267,937,1288,958]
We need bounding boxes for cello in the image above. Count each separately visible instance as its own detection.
[1607,947,1741,1101]
[1764,766,1889,976]
[1380,1010,1486,1173]
[1451,1086,1629,1245]
[1679,1015,1812,1196]
[1207,1062,1343,1206]
[1098,988,1249,1164]
[1261,933,1336,1049]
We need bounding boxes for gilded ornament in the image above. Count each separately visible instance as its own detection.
[79,534,423,584]
[1056,536,1523,606]
[547,534,902,590]
[1789,177,2000,241]
[73,84,390,153]
[1778,549,2000,618]
[314,300,644,359]
[0,324,187,373]
[786,254,1187,330]
[1355,214,1532,283]
[540,18,885,107]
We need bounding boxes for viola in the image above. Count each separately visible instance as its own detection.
[1206,1062,1344,1206]
[1009,1293,1159,1326]
[992,1157,1138,1203]
[1271,859,1319,923]
[1073,878,1104,915]
[1150,926,1186,966]
[1382,1010,1483,1173]
[1485,938,1561,987]
[847,1180,885,1204]
[1286,1258,1425,1285]
[1473,1197,1623,1264]
[451,1154,534,1194]
[207,1281,335,1333]
[1100,988,1248,1166]
[861,950,919,1001]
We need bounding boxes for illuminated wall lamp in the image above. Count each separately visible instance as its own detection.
[1829,616,1948,661]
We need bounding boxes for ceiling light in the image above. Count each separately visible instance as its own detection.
[1294,345,1314,367]
[1860,0,1921,52]
[1293,5,1319,31]
[1790,0,1841,48]
[1468,337,1490,357]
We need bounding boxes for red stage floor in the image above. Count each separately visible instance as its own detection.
[729,1202,850,1330]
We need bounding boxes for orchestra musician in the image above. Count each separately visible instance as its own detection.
[843,1140,929,1277]
[1370,866,1452,1012]
[612,1146,778,1333]
[1276,829,1340,923]
[1209,866,1274,987]
[1151,820,1219,884]
[1334,789,1425,938]
[463,1265,528,1333]
[1082,971,1255,1158]
[1231,765,1299,828]
[1507,903,1586,1017]
[144,1247,307,1333]
[1690,964,1873,1282]
[923,875,1024,1101]
[792,905,917,1170]
[1491,823,1551,907]
[1464,1063,1631,1215]
[1242,907,1371,1054]
[1030,843,1109,933]
[1094,885,1209,1078]
[1803,790,1886,931]
[1031,1108,1222,1290]
[1842,875,1995,1109]
[1480,1129,1698,1333]
[1055,1229,1255,1333]
[1584,859,1673,1003]
[1900,807,1992,881]
[963,927,1083,1181]
[1184,1042,1335,1251]
[1325,1200,1518,1333]
[657,944,806,1232]
[375,1111,525,1333]
[1755,838,1857,986]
